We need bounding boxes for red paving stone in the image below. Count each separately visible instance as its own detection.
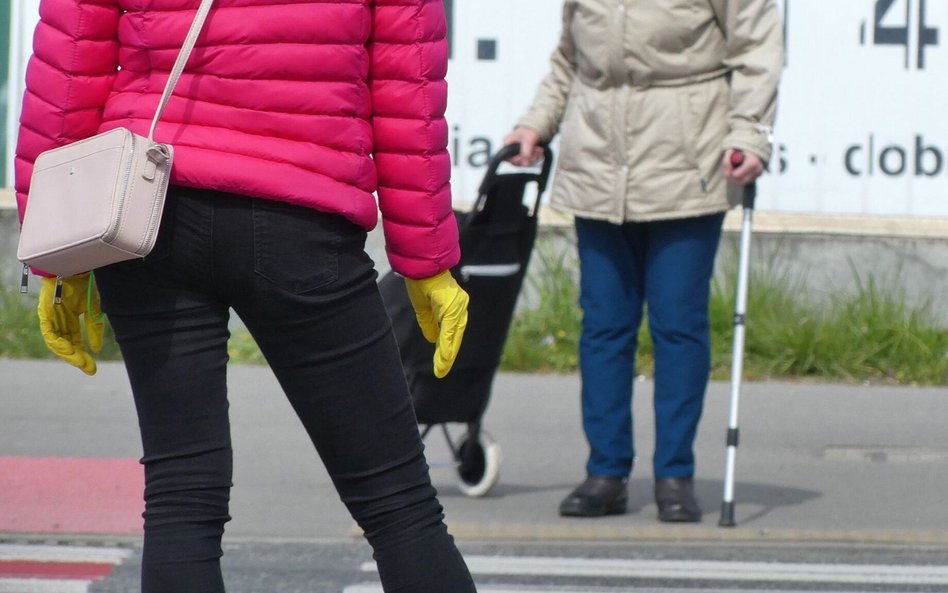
[0,457,143,534]
[0,560,116,579]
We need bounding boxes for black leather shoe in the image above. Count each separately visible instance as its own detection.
[559,476,628,517]
[654,477,702,522]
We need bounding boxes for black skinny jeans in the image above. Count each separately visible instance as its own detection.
[95,187,476,593]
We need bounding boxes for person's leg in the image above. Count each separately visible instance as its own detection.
[230,198,475,593]
[95,190,233,593]
[574,217,645,479]
[644,212,725,479]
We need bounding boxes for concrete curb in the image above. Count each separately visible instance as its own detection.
[7,525,948,548]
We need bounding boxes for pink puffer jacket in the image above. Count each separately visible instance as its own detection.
[15,0,458,279]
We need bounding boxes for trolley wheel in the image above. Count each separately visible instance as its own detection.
[456,431,502,498]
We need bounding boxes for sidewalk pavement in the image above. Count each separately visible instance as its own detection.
[2,358,946,546]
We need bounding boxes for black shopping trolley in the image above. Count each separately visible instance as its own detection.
[378,143,554,497]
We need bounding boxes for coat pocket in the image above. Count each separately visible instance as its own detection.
[558,83,613,175]
[679,79,730,182]
[676,89,704,171]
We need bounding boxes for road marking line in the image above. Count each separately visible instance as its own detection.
[361,556,948,585]
[344,586,599,593]
[0,578,91,593]
[0,545,131,564]
[444,521,948,545]
[343,586,881,593]
[0,545,129,593]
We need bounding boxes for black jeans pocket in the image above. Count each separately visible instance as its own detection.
[252,199,344,294]
[100,193,176,275]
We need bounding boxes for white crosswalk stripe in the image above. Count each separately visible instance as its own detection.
[345,586,615,593]
[346,588,946,593]
[348,587,948,593]
[0,544,130,593]
[462,556,948,585]
[0,546,130,564]
[0,579,92,593]
[353,554,948,591]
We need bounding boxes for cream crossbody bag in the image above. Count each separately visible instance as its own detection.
[17,0,215,280]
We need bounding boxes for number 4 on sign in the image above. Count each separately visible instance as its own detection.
[860,0,939,70]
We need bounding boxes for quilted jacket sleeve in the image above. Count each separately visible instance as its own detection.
[369,0,459,279]
[14,0,120,225]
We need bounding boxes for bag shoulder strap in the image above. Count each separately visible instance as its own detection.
[147,0,216,142]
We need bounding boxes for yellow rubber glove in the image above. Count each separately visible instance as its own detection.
[37,273,105,376]
[404,270,470,379]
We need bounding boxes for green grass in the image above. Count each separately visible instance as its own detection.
[226,330,267,365]
[498,243,582,372]
[3,249,945,385]
[1,283,264,364]
[0,286,123,361]
[705,250,947,384]
[498,240,947,386]
[0,285,51,359]
[1,281,269,365]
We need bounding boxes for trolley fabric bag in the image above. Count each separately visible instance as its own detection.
[377,143,552,498]
[16,0,214,278]
[380,143,554,426]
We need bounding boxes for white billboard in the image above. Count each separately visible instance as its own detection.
[7,0,948,218]
[765,0,948,218]
[445,0,948,218]
[4,0,38,189]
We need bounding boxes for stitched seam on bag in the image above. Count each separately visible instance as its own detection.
[32,145,121,172]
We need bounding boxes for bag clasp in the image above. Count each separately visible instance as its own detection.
[143,144,172,181]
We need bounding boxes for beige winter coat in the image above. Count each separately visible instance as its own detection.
[518,0,784,223]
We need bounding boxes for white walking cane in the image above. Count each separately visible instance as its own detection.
[719,150,757,528]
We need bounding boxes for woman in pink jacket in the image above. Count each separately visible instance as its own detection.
[15,1,476,591]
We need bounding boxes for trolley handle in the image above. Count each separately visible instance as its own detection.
[478,142,554,198]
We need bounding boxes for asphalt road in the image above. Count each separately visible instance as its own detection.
[2,358,947,592]
[68,539,948,593]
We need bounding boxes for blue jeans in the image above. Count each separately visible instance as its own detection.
[574,213,725,480]
[95,187,476,593]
